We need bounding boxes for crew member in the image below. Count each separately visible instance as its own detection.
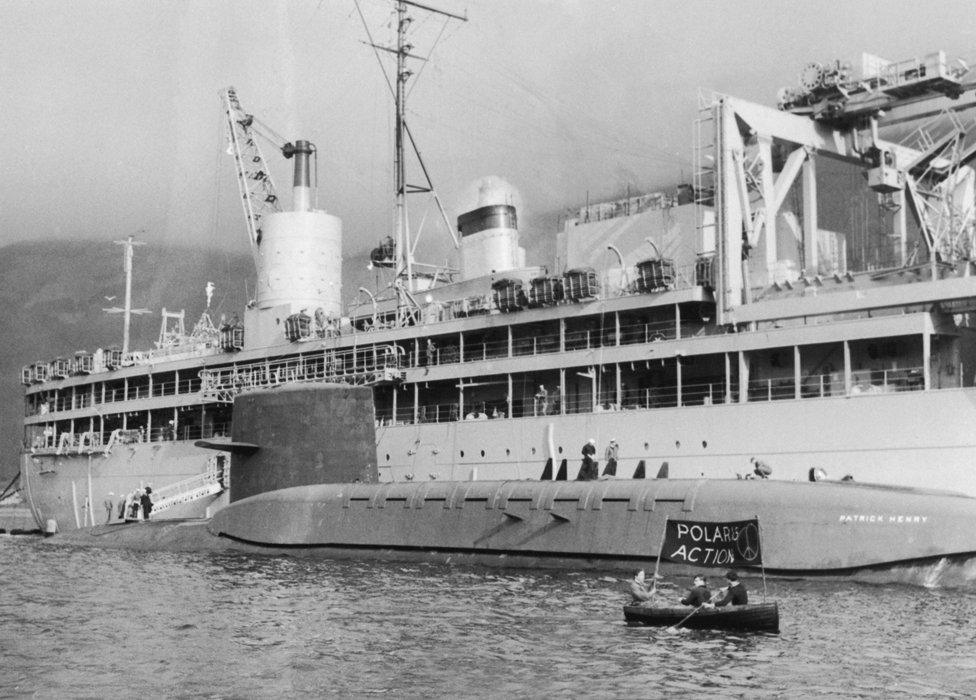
[578,438,598,480]
[680,575,711,607]
[534,384,549,416]
[713,570,748,606]
[604,439,619,477]
[140,486,154,520]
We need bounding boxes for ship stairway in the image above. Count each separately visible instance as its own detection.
[199,344,403,403]
[150,457,227,515]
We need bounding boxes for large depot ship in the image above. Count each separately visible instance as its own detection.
[17,11,976,531]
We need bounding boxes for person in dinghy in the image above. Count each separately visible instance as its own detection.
[712,570,748,606]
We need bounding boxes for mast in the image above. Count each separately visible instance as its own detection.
[383,0,466,322]
[394,1,408,294]
[103,235,150,355]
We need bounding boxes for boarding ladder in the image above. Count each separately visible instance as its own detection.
[199,344,403,403]
[149,455,228,515]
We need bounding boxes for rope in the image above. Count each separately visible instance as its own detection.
[0,472,20,502]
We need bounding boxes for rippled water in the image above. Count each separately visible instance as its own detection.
[2,536,975,697]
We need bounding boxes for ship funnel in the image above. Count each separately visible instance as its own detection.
[457,176,525,279]
[283,140,314,212]
[246,137,342,347]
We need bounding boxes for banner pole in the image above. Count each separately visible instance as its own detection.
[651,516,669,596]
[758,515,767,603]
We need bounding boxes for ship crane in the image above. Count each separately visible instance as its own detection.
[775,50,976,265]
[778,51,975,126]
[221,87,318,262]
[698,49,976,325]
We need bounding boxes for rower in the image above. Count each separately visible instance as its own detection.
[713,570,748,607]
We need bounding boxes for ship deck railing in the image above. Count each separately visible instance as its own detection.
[374,366,929,426]
[199,344,402,403]
[28,423,233,456]
[405,318,683,368]
[34,376,204,416]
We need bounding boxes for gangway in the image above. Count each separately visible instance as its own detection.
[149,455,227,515]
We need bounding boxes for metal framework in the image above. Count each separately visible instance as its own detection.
[199,345,403,403]
[221,87,282,262]
[703,54,976,326]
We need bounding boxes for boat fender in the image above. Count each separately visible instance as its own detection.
[44,519,58,537]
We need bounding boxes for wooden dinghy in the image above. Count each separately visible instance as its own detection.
[623,603,779,633]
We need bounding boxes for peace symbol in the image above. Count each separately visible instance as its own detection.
[735,523,761,562]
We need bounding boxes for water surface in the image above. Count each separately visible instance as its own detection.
[2,537,973,697]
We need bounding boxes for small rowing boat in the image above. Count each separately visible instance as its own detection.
[623,603,780,633]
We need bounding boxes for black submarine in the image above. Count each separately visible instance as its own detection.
[194,384,976,577]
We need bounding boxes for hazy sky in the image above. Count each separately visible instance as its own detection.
[3,0,976,268]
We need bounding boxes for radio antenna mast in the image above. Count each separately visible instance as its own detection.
[363,0,466,325]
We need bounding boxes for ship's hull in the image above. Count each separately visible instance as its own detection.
[22,385,976,530]
[376,388,976,495]
[21,441,226,531]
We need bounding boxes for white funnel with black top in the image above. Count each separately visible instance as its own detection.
[457,176,524,279]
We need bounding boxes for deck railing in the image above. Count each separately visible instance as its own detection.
[374,366,930,427]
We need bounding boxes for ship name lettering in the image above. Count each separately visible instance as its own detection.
[837,514,929,524]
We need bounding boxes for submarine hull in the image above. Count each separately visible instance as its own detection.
[208,477,976,574]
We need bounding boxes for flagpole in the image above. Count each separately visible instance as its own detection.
[651,516,669,595]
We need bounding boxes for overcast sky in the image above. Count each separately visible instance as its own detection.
[2,0,976,267]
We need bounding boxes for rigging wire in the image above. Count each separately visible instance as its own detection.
[354,0,396,100]
[407,16,451,100]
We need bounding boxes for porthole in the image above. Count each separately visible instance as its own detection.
[702,441,707,448]
[506,448,511,456]
[643,442,649,450]
[531,447,536,455]
[675,441,681,449]
[480,450,485,457]
[460,450,465,458]
[385,453,390,461]
[558,446,563,454]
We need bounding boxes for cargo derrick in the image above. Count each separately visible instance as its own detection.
[221,88,343,349]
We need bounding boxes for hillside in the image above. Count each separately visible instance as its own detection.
[0,240,253,486]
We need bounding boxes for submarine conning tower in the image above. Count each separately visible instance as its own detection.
[457,176,525,279]
[246,139,343,349]
[198,384,377,503]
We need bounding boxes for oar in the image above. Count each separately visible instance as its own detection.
[666,604,705,633]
